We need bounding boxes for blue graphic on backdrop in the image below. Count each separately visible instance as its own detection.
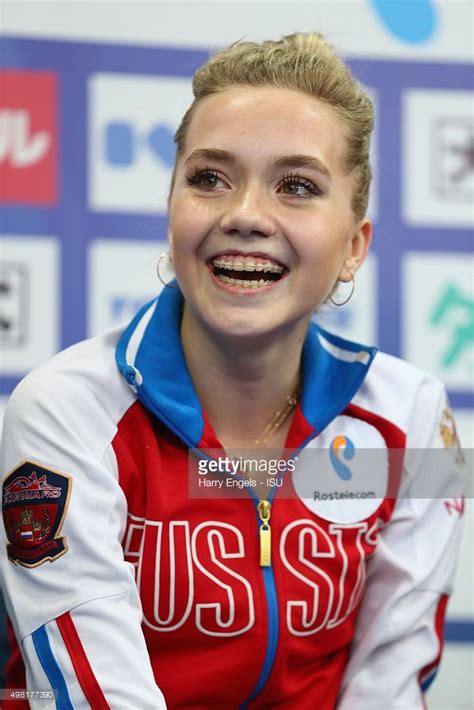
[371,0,437,44]
[430,284,474,369]
[105,122,175,167]
[326,307,353,329]
[111,296,152,321]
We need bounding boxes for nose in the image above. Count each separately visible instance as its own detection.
[219,184,277,238]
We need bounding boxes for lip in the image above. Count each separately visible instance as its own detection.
[206,262,289,296]
[208,250,288,270]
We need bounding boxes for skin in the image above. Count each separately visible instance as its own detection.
[168,86,372,448]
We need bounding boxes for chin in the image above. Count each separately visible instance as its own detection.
[208,307,304,344]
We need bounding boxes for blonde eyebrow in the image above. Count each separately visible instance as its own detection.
[184,148,332,180]
[273,154,332,181]
[184,148,234,166]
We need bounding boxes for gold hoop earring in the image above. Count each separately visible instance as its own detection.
[156,251,179,289]
[328,273,355,307]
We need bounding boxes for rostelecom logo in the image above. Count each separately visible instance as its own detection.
[329,436,355,481]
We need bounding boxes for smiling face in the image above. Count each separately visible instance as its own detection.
[168,86,371,343]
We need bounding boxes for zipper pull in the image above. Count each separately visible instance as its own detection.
[258,499,272,567]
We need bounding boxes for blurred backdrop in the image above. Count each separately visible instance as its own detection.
[0,1,472,707]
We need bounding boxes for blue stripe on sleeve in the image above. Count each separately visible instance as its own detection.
[32,625,74,710]
[420,666,438,693]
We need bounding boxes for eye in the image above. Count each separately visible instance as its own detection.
[186,167,227,190]
[278,172,322,197]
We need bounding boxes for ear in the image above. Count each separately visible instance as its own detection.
[167,223,174,253]
[338,218,372,282]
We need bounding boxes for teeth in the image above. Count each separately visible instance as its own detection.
[217,275,270,288]
[212,257,283,274]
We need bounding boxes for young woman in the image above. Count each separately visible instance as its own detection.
[1,33,463,709]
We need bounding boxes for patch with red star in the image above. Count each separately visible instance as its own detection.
[2,461,72,568]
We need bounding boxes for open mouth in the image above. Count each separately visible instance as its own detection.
[210,255,286,289]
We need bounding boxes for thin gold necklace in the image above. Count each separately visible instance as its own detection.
[219,377,301,571]
[222,377,301,449]
[254,381,300,446]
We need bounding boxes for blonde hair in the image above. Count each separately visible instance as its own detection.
[172,32,374,221]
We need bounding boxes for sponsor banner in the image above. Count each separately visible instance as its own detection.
[0,71,58,204]
[88,239,167,336]
[2,1,472,62]
[88,73,193,214]
[313,253,377,346]
[0,237,60,375]
[402,89,474,228]
[403,252,473,391]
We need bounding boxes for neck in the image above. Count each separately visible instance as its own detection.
[180,306,309,447]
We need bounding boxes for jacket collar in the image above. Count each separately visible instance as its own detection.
[116,286,377,448]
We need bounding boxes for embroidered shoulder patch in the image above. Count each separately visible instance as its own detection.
[440,402,464,464]
[2,461,72,568]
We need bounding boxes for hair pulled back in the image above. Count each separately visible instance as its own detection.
[172,32,374,221]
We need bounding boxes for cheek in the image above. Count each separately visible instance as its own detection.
[292,223,351,288]
[169,198,211,256]
[170,218,199,260]
[293,232,338,266]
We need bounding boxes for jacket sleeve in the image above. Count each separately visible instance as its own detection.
[337,378,465,710]
[1,368,167,709]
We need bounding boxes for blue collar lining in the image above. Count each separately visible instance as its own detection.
[116,287,377,446]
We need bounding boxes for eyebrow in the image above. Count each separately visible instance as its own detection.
[273,154,331,180]
[184,148,332,180]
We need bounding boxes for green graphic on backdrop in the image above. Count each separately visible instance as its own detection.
[430,283,473,370]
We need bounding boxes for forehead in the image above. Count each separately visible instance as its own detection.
[181,86,348,170]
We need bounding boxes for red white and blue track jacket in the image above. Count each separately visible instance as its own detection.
[1,286,464,709]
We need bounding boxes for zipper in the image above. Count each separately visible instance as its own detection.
[133,379,318,708]
[257,499,272,566]
[240,434,319,707]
